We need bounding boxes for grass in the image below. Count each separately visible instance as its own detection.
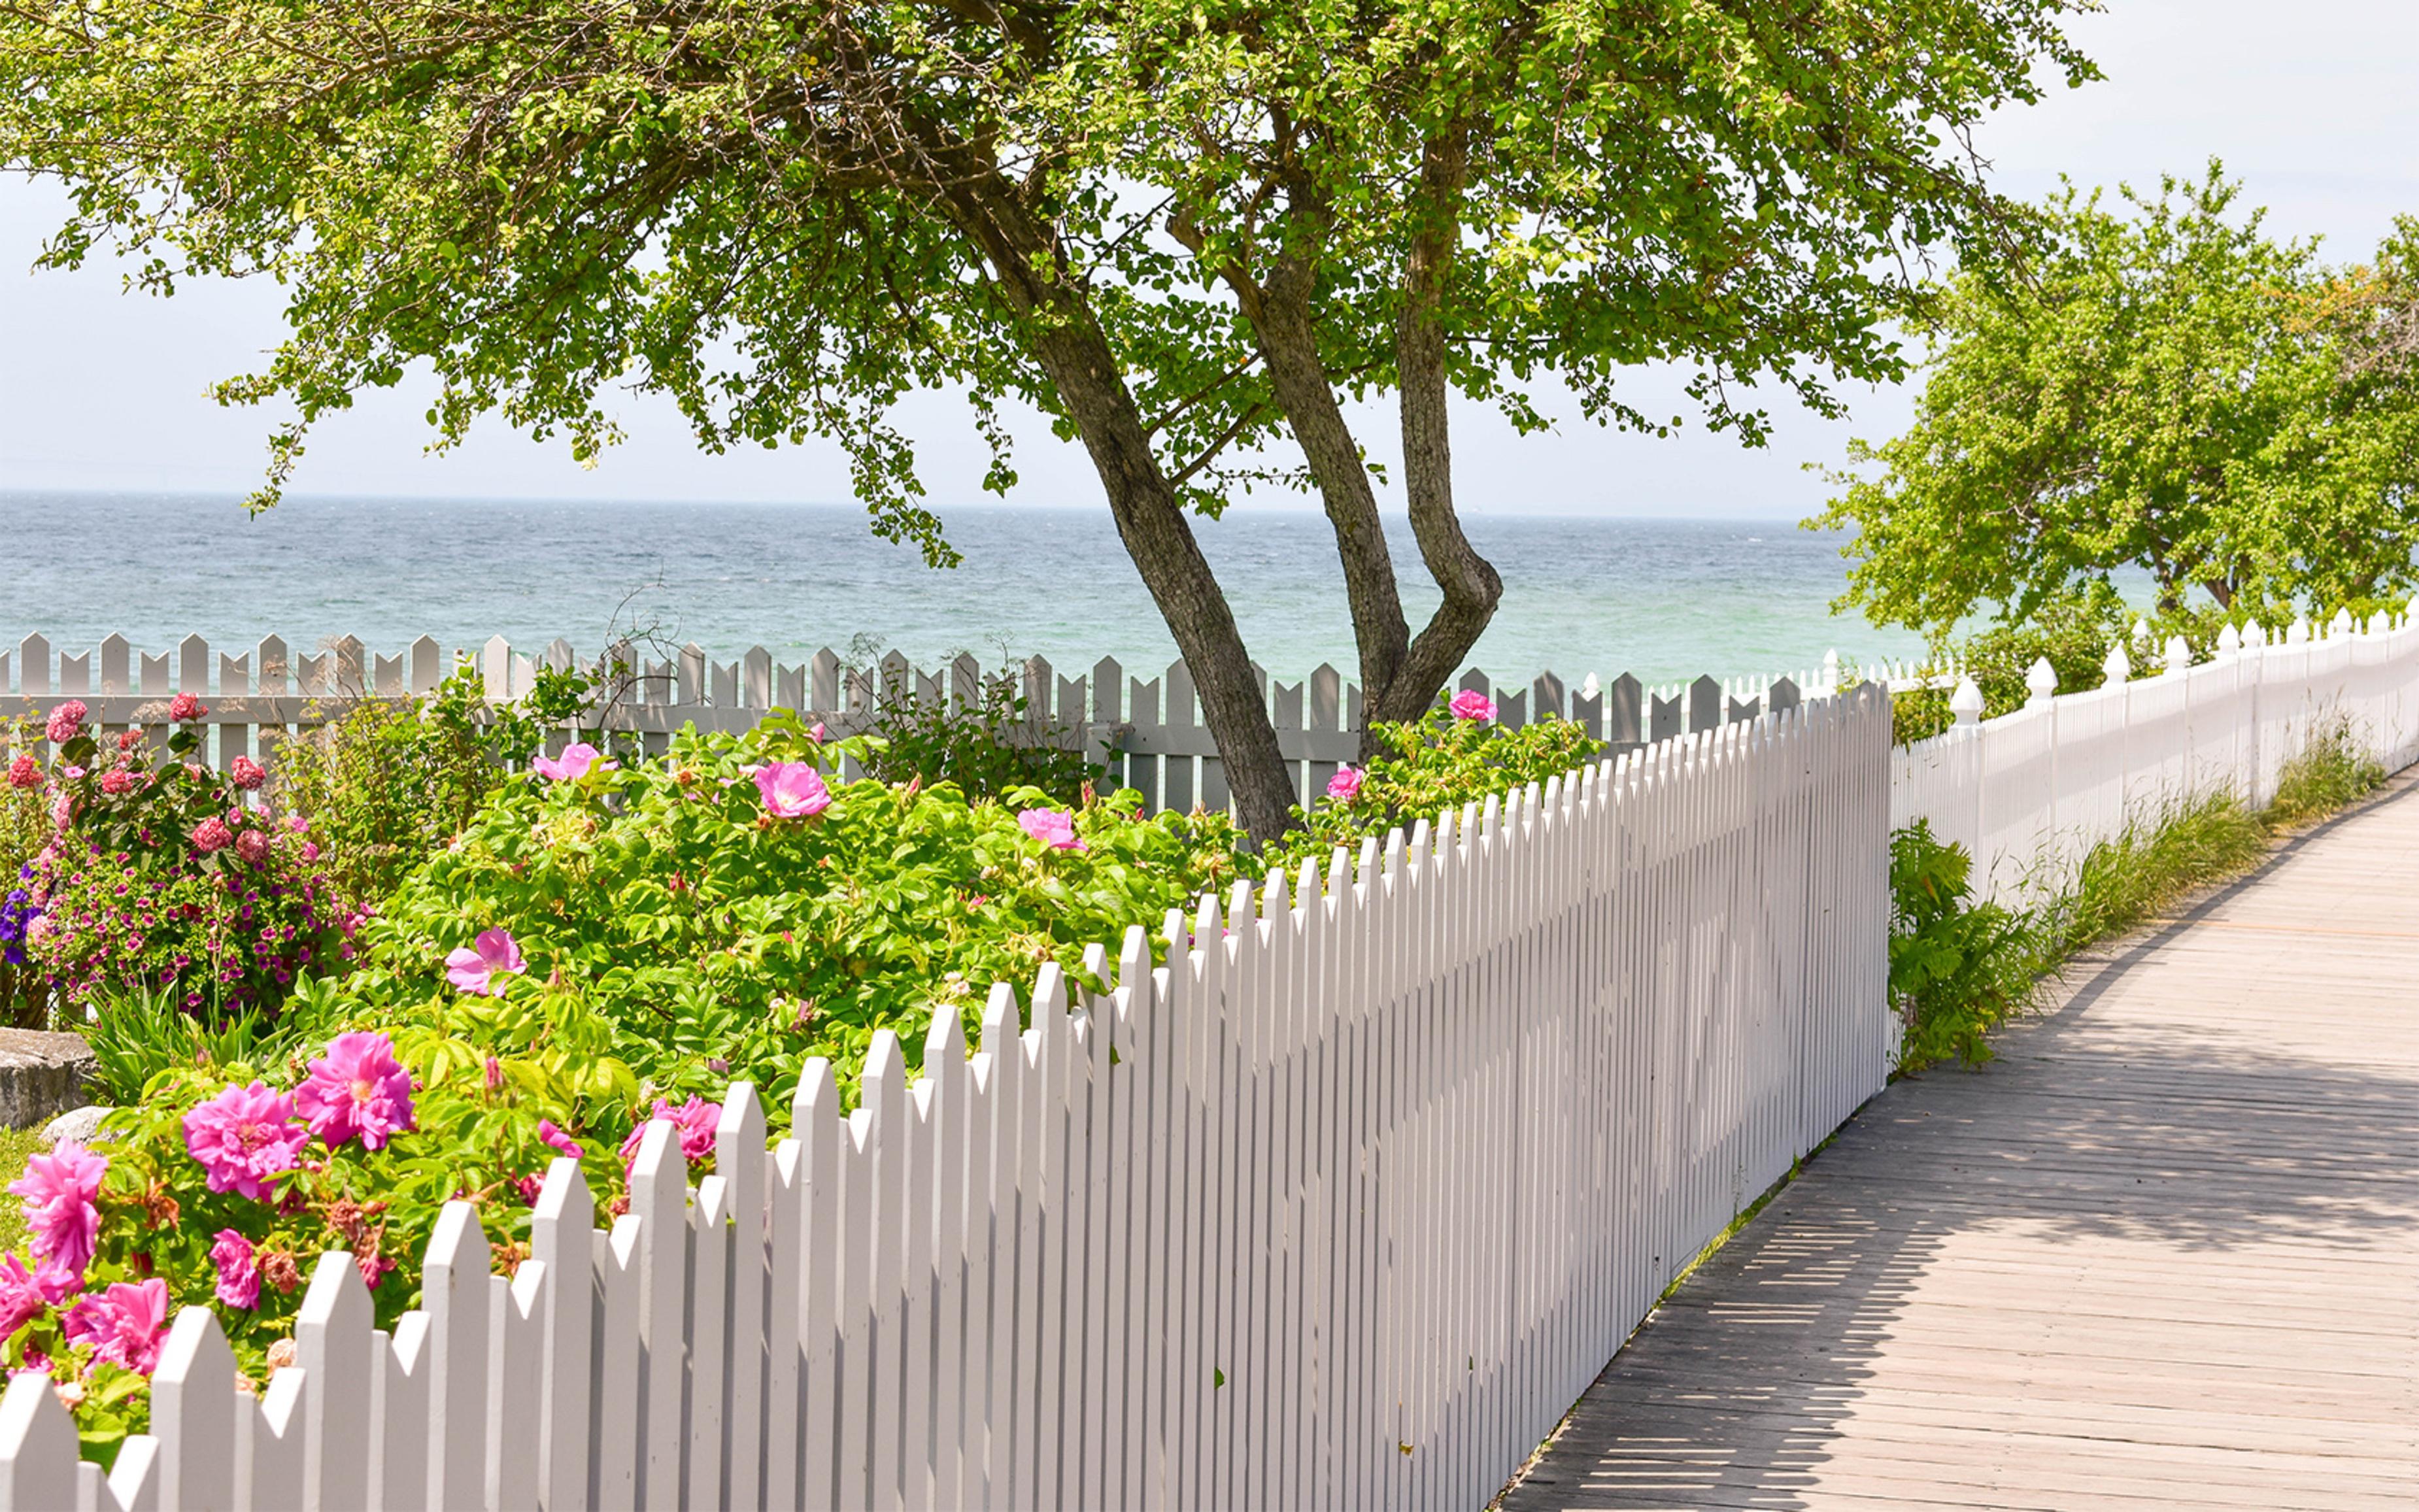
[2047,790,2272,954]
[0,1126,42,1255]
[2267,714,2390,828]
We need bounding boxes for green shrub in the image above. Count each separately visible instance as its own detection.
[1887,820,2048,1071]
[854,669,1098,808]
[78,983,314,1107]
[2265,713,2386,827]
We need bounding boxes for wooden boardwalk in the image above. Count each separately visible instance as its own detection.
[1501,778,2419,1511]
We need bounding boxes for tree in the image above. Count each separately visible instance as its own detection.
[1816,167,2419,637]
[2,0,2099,840]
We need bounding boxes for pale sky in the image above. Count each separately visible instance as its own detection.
[2,0,2414,517]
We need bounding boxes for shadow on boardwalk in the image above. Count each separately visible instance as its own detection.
[1500,779,2419,1511]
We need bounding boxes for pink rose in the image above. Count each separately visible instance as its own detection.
[5,756,38,790]
[445,927,526,996]
[7,1143,107,1280]
[0,1252,75,1343]
[618,1096,722,1179]
[1327,765,1365,803]
[301,841,320,863]
[809,722,826,743]
[296,1031,416,1150]
[181,1082,308,1201]
[753,762,831,819]
[210,1230,260,1310]
[191,818,233,854]
[235,828,272,865]
[537,1118,583,1159]
[1017,808,1085,851]
[1448,690,1497,722]
[43,701,86,745]
[530,742,615,782]
[230,756,267,791]
[99,769,136,796]
[62,1279,170,1375]
[168,692,207,722]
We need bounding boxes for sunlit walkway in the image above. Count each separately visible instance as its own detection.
[1502,777,2419,1511]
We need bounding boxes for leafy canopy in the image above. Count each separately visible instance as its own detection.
[1816,165,2419,635]
[2,0,2097,541]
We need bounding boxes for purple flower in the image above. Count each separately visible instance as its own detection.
[44,701,86,745]
[62,1279,170,1375]
[230,756,267,791]
[445,927,526,996]
[191,818,233,854]
[296,1031,416,1150]
[753,762,832,819]
[1448,690,1497,722]
[184,1082,308,1201]
[531,742,615,782]
[210,1229,260,1310]
[8,1142,108,1279]
[1017,808,1085,851]
[0,1253,74,1343]
[537,1118,583,1160]
[1327,765,1365,803]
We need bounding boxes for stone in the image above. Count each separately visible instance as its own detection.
[0,1028,97,1130]
[42,1104,109,1146]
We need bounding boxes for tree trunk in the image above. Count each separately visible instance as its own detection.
[941,173,1301,843]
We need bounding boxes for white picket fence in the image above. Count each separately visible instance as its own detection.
[0,631,1836,815]
[0,685,1894,1511]
[1893,609,2419,901]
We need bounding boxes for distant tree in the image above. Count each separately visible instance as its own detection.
[1816,167,2419,637]
[1,0,2098,840]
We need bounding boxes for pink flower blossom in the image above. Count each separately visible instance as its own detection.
[296,1032,416,1150]
[49,792,72,832]
[0,1254,74,1343]
[168,692,207,722]
[753,762,831,819]
[809,722,826,743]
[5,756,37,789]
[43,702,86,745]
[285,815,309,833]
[1327,765,1365,803]
[230,756,267,791]
[99,769,136,796]
[301,841,320,863]
[183,1082,309,1201]
[116,730,142,752]
[445,928,526,996]
[62,1279,170,1375]
[8,1142,108,1279]
[538,1119,583,1160]
[1017,808,1085,851]
[210,1230,260,1310]
[515,1174,545,1206]
[1448,690,1497,722]
[618,1096,722,1176]
[235,829,272,865]
[192,818,233,854]
[530,742,615,782]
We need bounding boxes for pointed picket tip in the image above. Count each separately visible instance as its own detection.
[426,1198,492,1277]
[862,1030,907,1126]
[715,1081,766,1162]
[1193,892,1224,943]
[534,1155,594,1230]
[1161,907,1188,955]
[1030,962,1068,1022]
[627,1120,686,1214]
[0,1369,78,1505]
[1358,835,1381,886]
[1119,923,1151,984]
[979,982,1021,1056]
[925,996,968,1067]
[299,1247,374,1335]
[791,1056,838,1130]
[157,1303,236,1390]
[1260,864,1289,918]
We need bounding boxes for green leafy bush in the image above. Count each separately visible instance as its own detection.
[854,670,1098,808]
[1887,821,2048,1071]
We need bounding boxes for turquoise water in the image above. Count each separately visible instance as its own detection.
[0,491,1923,688]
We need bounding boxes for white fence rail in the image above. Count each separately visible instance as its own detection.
[0,686,1895,1511]
[0,631,1836,815]
[1893,610,2419,901]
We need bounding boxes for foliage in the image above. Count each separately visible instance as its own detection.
[0,719,54,1028]
[5,701,363,1020]
[2049,791,2268,956]
[268,667,516,904]
[0,1128,36,1255]
[2265,714,2387,828]
[1267,700,1604,877]
[0,0,2102,839]
[1818,167,2419,634]
[1887,822,2048,1072]
[855,673,1099,809]
[78,983,312,1108]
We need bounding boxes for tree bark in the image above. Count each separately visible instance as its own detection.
[1376,128,1501,728]
[939,169,1301,843]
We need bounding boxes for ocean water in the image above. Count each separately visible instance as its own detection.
[0,491,1923,688]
